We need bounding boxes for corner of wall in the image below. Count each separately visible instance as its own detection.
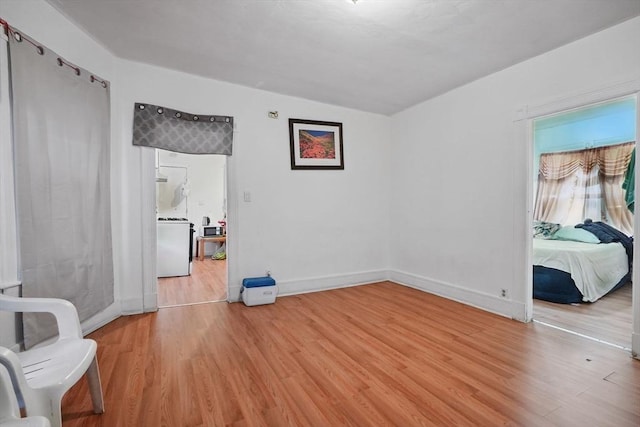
[389,269,527,321]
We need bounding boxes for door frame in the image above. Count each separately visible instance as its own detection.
[140,147,237,312]
[517,77,640,357]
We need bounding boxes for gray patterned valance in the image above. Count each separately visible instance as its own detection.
[132,103,233,155]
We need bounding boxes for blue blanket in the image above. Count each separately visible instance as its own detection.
[576,219,633,268]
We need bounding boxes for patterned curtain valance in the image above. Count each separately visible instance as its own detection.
[132,103,233,155]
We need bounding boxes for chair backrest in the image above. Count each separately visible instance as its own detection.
[0,363,20,421]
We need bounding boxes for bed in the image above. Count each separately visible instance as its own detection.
[532,220,633,304]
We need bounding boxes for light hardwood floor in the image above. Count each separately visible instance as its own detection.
[157,258,227,307]
[533,282,633,350]
[61,282,639,426]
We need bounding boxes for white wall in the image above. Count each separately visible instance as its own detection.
[117,59,393,303]
[389,17,640,323]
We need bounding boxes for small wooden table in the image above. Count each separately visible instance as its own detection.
[196,236,226,261]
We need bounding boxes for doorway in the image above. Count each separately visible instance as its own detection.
[155,149,228,307]
[530,96,637,350]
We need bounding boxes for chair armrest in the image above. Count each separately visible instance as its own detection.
[0,346,32,408]
[0,294,82,340]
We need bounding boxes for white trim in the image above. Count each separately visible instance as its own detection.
[141,148,158,312]
[389,270,525,321]
[144,292,158,312]
[228,269,389,303]
[634,94,640,359]
[120,297,144,315]
[0,32,19,287]
[224,142,238,303]
[80,303,121,336]
[534,320,631,352]
[159,299,226,309]
[517,77,640,121]
[517,78,640,356]
[277,270,389,297]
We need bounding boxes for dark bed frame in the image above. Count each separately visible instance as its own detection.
[533,265,631,304]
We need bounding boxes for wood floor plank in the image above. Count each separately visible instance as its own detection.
[533,282,632,349]
[61,282,640,426]
[157,258,227,306]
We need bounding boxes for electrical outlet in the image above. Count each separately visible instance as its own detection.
[500,288,509,298]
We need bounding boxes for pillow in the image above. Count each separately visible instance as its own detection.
[533,221,561,239]
[553,226,601,244]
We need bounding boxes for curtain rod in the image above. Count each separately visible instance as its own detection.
[0,17,108,89]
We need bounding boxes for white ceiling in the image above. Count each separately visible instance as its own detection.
[46,0,640,115]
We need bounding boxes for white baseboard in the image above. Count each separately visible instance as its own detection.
[120,297,144,315]
[231,269,528,322]
[229,269,389,303]
[278,269,389,296]
[80,303,122,336]
[389,269,526,321]
[632,332,639,359]
[228,286,242,303]
[143,292,158,312]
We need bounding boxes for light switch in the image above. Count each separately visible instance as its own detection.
[243,191,251,202]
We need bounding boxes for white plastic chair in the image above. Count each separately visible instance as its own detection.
[0,363,50,426]
[0,294,104,427]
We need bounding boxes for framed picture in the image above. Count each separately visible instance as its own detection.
[289,118,344,170]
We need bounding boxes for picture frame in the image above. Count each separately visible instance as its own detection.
[289,118,344,170]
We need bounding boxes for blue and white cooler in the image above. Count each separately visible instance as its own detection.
[241,275,278,306]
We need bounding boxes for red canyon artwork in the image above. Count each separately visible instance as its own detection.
[298,130,336,159]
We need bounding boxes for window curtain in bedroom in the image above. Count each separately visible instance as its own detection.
[132,103,233,155]
[534,141,635,235]
[8,27,114,348]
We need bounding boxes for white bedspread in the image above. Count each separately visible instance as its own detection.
[533,239,628,302]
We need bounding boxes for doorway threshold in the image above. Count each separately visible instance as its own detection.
[532,319,632,352]
[159,299,227,309]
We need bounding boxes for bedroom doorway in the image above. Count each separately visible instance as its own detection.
[530,95,637,351]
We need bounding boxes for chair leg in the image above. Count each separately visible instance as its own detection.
[49,401,63,427]
[86,356,104,414]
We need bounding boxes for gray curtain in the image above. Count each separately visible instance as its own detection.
[132,103,233,155]
[8,28,114,348]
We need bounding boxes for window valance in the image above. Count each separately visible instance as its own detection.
[132,103,233,155]
[538,141,635,180]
